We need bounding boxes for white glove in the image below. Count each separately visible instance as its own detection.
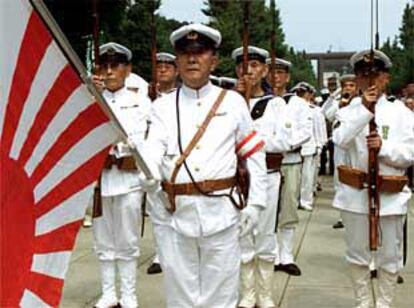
[239,205,261,238]
[138,172,161,193]
[332,87,342,100]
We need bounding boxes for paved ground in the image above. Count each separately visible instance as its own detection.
[61,176,414,307]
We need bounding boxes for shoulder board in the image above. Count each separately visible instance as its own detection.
[251,96,273,120]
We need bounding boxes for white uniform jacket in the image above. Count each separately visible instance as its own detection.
[282,95,313,164]
[100,87,152,197]
[301,105,327,156]
[313,105,328,151]
[322,96,340,123]
[332,95,414,215]
[143,82,267,237]
[250,95,294,154]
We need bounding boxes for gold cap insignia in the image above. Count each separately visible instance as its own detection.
[187,31,199,41]
[363,54,371,63]
[107,47,116,55]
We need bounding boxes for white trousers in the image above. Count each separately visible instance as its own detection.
[300,155,316,208]
[154,224,240,308]
[341,211,404,273]
[241,172,281,263]
[93,191,142,261]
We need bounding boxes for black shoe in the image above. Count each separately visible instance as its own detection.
[274,264,282,272]
[370,269,377,279]
[280,263,301,276]
[147,262,162,275]
[397,275,404,284]
[332,221,344,229]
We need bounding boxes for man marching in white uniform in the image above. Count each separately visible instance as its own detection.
[267,70,312,276]
[333,50,414,308]
[292,82,327,211]
[233,46,296,308]
[91,43,152,308]
[139,24,267,308]
[323,74,358,229]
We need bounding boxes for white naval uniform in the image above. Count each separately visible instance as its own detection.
[300,104,327,208]
[240,95,293,263]
[275,95,312,266]
[142,82,267,308]
[332,95,414,273]
[93,87,152,261]
[313,105,328,191]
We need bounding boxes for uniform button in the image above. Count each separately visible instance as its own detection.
[196,145,201,150]
[194,167,200,172]
[197,102,202,107]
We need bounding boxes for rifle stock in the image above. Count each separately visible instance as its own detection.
[149,0,158,101]
[367,44,380,250]
[92,0,100,71]
[242,0,251,102]
[270,0,276,93]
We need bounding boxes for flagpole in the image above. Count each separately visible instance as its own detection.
[29,0,155,181]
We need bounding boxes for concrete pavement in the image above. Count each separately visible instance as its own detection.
[61,176,414,307]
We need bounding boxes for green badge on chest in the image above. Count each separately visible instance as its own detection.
[381,125,390,140]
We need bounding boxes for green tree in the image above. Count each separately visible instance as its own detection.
[382,3,414,93]
[44,0,129,64]
[202,0,315,87]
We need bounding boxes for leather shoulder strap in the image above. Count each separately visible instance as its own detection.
[171,89,227,183]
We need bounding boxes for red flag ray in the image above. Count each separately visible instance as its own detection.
[34,147,109,218]
[30,104,108,186]
[1,11,52,154]
[17,65,81,166]
[27,271,64,306]
[34,220,82,254]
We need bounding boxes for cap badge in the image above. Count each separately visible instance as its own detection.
[107,47,116,55]
[187,31,199,41]
[363,54,371,63]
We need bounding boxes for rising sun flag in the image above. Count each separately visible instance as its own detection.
[0,0,122,306]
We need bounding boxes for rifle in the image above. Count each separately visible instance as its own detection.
[242,0,251,102]
[367,0,380,251]
[269,0,277,94]
[149,0,158,101]
[91,0,103,218]
[92,0,100,71]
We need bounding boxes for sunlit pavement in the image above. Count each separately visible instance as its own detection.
[61,176,414,307]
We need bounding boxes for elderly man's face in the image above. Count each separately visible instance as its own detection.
[156,62,178,84]
[176,49,218,89]
[267,68,290,90]
[406,83,414,98]
[99,61,130,92]
[236,59,269,88]
[341,80,357,97]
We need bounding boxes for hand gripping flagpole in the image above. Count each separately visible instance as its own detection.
[30,0,157,185]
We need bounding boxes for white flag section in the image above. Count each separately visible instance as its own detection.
[0,0,118,306]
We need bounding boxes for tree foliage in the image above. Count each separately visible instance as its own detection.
[46,0,316,86]
[381,3,414,94]
[203,0,316,87]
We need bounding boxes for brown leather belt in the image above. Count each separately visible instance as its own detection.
[104,155,137,171]
[266,153,283,171]
[162,176,236,196]
[337,165,408,193]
